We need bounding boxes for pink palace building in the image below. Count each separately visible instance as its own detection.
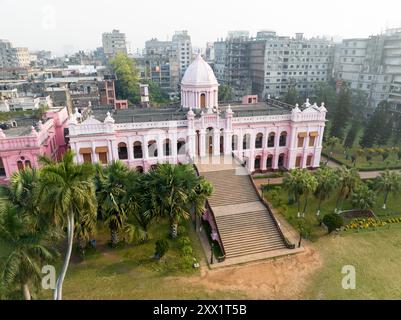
[68,54,327,172]
[0,106,69,183]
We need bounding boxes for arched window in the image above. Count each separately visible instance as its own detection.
[163,139,171,156]
[118,142,128,160]
[134,141,143,159]
[243,134,251,150]
[268,132,275,148]
[148,140,157,158]
[136,166,144,173]
[17,160,24,171]
[24,160,31,168]
[232,134,238,151]
[279,131,287,147]
[177,138,186,155]
[255,133,263,149]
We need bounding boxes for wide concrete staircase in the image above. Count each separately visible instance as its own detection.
[198,159,289,260]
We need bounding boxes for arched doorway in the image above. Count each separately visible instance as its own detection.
[200,93,206,108]
[254,155,261,171]
[134,141,143,159]
[177,138,186,155]
[196,130,200,156]
[206,127,213,155]
[136,166,144,173]
[266,155,273,170]
[148,140,157,158]
[163,139,171,156]
[278,153,285,168]
[118,142,128,160]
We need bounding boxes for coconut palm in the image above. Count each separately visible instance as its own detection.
[352,184,376,210]
[335,166,360,212]
[314,167,340,216]
[150,163,195,238]
[96,161,130,246]
[0,205,58,300]
[38,150,97,300]
[375,170,401,209]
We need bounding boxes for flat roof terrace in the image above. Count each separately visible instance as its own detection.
[90,99,294,124]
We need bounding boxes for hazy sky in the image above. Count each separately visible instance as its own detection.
[1,0,401,55]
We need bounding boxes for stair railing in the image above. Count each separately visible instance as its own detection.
[232,153,296,249]
[192,164,226,262]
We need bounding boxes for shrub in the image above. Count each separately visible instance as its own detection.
[177,225,187,236]
[181,245,193,256]
[155,239,169,259]
[323,214,344,233]
[178,236,191,248]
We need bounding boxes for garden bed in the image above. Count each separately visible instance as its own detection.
[340,209,376,222]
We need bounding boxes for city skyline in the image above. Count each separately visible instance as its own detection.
[1,0,401,55]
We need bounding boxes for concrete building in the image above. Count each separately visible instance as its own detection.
[102,30,127,59]
[214,32,251,100]
[172,31,193,80]
[334,28,401,111]
[0,40,30,68]
[249,32,335,101]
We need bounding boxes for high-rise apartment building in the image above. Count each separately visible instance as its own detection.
[172,31,192,79]
[249,32,335,100]
[0,40,30,68]
[334,28,401,110]
[102,30,127,59]
[214,31,251,100]
[213,31,335,101]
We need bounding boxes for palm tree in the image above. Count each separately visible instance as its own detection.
[314,167,339,216]
[96,161,129,246]
[38,150,97,300]
[188,176,213,232]
[375,170,401,209]
[0,205,58,300]
[352,184,376,210]
[151,164,195,238]
[325,136,340,164]
[283,169,305,217]
[335,166,360,213]
[124,169,153,243]
[300,170,318,216]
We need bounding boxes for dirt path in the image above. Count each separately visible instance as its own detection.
[169,244,322,299]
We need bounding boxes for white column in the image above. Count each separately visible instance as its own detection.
[213,130,220,156]
[91,142,97,164]
[143,136,149,160]
[157,136,164,162]
[127,137,134,161]
[224,131,232,155]
[199,129,206,157]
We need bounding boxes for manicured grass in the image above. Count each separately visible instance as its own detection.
[324,144,401,170]
[263,184,401,240]
[37,219,245,300]
[305,223,401,299]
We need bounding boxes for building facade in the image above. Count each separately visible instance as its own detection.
[68,55,327,173]
[0,106,69,183]
[334,28,401,111]
[0,40,31,68]
[102,30,127,59]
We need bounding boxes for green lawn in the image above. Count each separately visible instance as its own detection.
[324,144,401,170]
[36,219,245,300]
[305,223,401,299]
[263,184,401,240]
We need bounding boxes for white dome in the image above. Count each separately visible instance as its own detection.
[181,54,218,86]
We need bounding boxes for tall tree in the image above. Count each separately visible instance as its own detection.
[375,170,401,209]
[314,82,338,114]
[344,122,360,148]
[330,86,351,139]
[335,166,361,212]
[218,85,234,102]
[0,205,58,300]
[96,161,130,247]
[38,150,97,300]
[314,167,340,216]
[109,53,140,104]
[360,100,393,148]
[283,85,300,106]
[351,184,376,210]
